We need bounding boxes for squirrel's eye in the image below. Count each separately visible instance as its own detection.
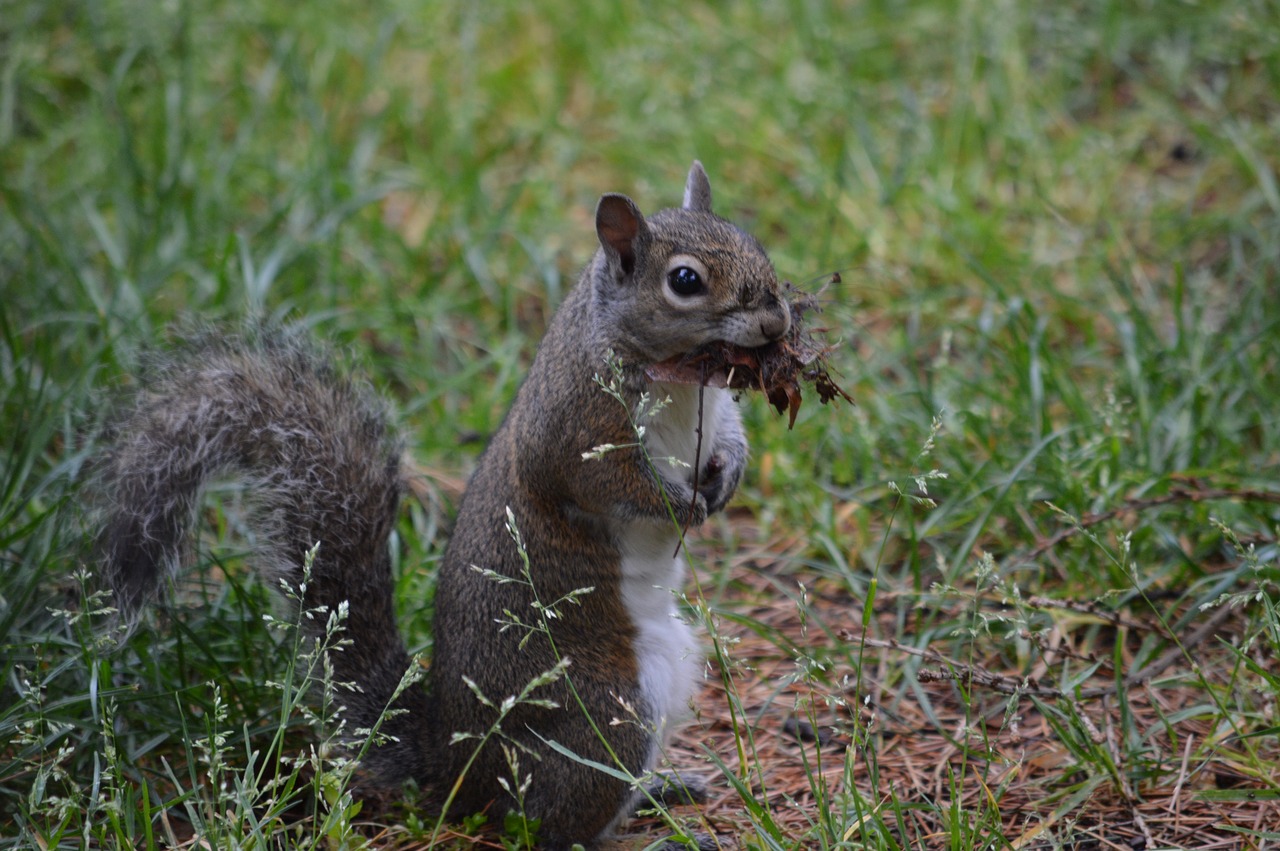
[667,266,704,297]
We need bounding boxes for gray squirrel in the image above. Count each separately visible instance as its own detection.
[93,162,792,848]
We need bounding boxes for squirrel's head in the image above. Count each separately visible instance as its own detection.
[590,161,791,364]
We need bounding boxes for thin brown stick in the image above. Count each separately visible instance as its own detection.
[1079,602,1235,698]
[1170,731,1195,824]
[842,601,1235,701]
[1025,595,1170,637]
[1023,486,1280,563]
[674,372,708,557]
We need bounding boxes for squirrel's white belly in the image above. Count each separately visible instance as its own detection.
[644,382,731,472]
[616,528,701,743]
[610,384,735,756]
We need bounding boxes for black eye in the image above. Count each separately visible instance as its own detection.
[667,266,704,297]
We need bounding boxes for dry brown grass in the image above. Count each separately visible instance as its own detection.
[621,526,1280,850]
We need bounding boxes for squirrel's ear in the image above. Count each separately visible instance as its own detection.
[682,161,713,213]
[596,193,646,275]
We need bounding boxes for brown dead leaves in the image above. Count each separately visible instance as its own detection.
[645,278,853,427]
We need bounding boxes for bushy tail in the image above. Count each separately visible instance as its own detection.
[92,324,431,784]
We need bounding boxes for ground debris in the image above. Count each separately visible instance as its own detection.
[624,526,1280,850]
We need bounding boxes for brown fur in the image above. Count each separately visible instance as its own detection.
[92,326,432,783]
[92,163,791,848]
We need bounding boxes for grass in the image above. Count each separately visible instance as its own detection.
[3,0,1279,847]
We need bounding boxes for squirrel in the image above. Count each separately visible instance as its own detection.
[92,161,792,848]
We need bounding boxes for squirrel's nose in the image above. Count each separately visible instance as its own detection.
[759,303,791,342]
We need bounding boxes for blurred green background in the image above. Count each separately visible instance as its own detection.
[3,0,1279,847]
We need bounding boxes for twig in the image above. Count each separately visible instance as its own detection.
[1022,486,1280,563]
[1025,595,1171,638]
[841,601,1236,701]
[1079,602,1235,698]
[674,372,707,558]
[840,634,1050,696]
[1101,695,1157,849]
[1170,731,1195,823]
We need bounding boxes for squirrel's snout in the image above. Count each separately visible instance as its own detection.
[759,305,791,342]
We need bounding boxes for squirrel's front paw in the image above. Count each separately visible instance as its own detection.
[663,480,708,526]
[698,451,744,516]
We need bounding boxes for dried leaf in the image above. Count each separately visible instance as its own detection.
[645,279,853,428]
